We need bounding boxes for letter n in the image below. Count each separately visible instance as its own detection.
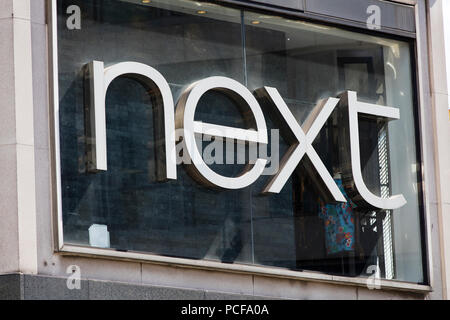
[84,61,177,181]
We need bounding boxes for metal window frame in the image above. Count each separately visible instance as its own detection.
[47,0,434,293]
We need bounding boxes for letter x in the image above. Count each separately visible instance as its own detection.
[256,87,346,203]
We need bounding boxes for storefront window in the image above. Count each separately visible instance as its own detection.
[56,0,425,283]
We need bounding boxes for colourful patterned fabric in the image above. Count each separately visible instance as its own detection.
[318,179,356,255]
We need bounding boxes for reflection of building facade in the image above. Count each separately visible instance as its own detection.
[0,0,449,299]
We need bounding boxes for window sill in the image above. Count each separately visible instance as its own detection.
[58,244,432,294]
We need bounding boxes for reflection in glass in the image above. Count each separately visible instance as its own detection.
[57,0,425,283]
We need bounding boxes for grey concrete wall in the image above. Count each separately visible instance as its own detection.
[0,0,440,300]
[0,273,427,300]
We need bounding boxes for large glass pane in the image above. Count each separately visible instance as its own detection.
[58,0,253,263]
[57,0,425,284]
[244,12,423,283]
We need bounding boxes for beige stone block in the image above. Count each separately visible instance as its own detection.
[30,0,46,25]
[253,275,357,299]
[357,287,424,300]
[142,264,254,295]
[39,256,143,285]
[424,201,443,300]
[429,0,449,95]
[0,19,16,146]
[0,1,13,20]
[0,144,19,272]
[433,93,450,204]
[12,0,30,21]
[439,202,450,299]
[34,148,52,269]
[13,18,34,146]
[31,22,49,150]
[16,144,37,274]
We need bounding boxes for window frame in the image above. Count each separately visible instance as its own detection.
[47,0,432,292]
